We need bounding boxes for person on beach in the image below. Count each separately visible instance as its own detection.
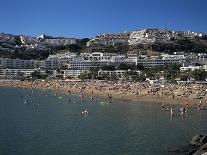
[136,91,139,96]
[157,93,159,99]
[185,100,189,108]
[198,100,203,110]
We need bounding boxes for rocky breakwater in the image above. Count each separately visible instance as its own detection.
[188,134,207,155]
[169,135,207,155]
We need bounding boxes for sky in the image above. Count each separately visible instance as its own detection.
[0,0,207,38]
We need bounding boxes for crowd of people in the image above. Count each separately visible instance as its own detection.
[0,80,207,111]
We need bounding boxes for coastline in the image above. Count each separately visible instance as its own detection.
[1,79,207,108]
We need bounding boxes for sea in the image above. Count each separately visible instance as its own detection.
[0,87,207,155]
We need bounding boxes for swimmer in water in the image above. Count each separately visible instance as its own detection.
[91,96,94,100]
[181,107,186,115]
[81,109,88,115]
[170,108,174,116]
[80,93,83,100]
[161,103,165,109]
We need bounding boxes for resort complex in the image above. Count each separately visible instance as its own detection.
[0,50,206,81]
[1,0,207,153]
[1,28,207,155]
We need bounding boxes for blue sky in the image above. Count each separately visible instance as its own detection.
[0,0,207,38]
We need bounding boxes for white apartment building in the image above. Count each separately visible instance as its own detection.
[47,52,78,69]
[161,54,185,60]
[0,58,37,69]
[125,52,139,65]
[81,52,119,61]
[180,65,203,71]
[137,58,183,68]
[40,59,59,70]
[68,60,109,70]
[67,53,124,70]
[88,52,105,60]
[48,52,77,60]
[0,69,35,79]
[80,53,91,58]
[45,38,77,46]
[111,56,126,63]
[103,53,123,60]
[0,58,60,70]
[127,53,138,58]
[125,57,138,65]
[60,70,89,78]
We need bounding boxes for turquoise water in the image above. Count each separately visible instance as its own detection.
[0,88,207,155]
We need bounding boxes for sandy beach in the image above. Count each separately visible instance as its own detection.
[1,79,207,109]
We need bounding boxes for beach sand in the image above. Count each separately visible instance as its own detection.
[0,80,207,108]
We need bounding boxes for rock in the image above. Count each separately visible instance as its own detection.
[192,143,207,155]
[201,136,207,145]
[174,135,207,155]
[190,135,207,146]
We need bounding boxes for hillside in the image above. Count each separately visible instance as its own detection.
[1,29,207,60]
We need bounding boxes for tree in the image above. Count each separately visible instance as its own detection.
[144,69,156,79]
[137,64,144,70]
[31,70,48,79]
[78,72,91,80]
[97,73,108,80]
[123,70,144,81]
[60,65,68,70]
[132,74,146,82]
[180,72,190,81]
[77,38,90,47]
[102,65,116,71]
[118,63,136,70]
[89,68,99,79]
[109,73,118,81]
[56,74,63,79]
[163,64,181,81]
[17,72,25,79]
[191,69,207,81]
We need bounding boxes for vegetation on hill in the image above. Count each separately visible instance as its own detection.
[45,38,90,55]
[1,32,207,60]
[84,44,129,54]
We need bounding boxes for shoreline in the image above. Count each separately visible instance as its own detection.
[0,80,207,108]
